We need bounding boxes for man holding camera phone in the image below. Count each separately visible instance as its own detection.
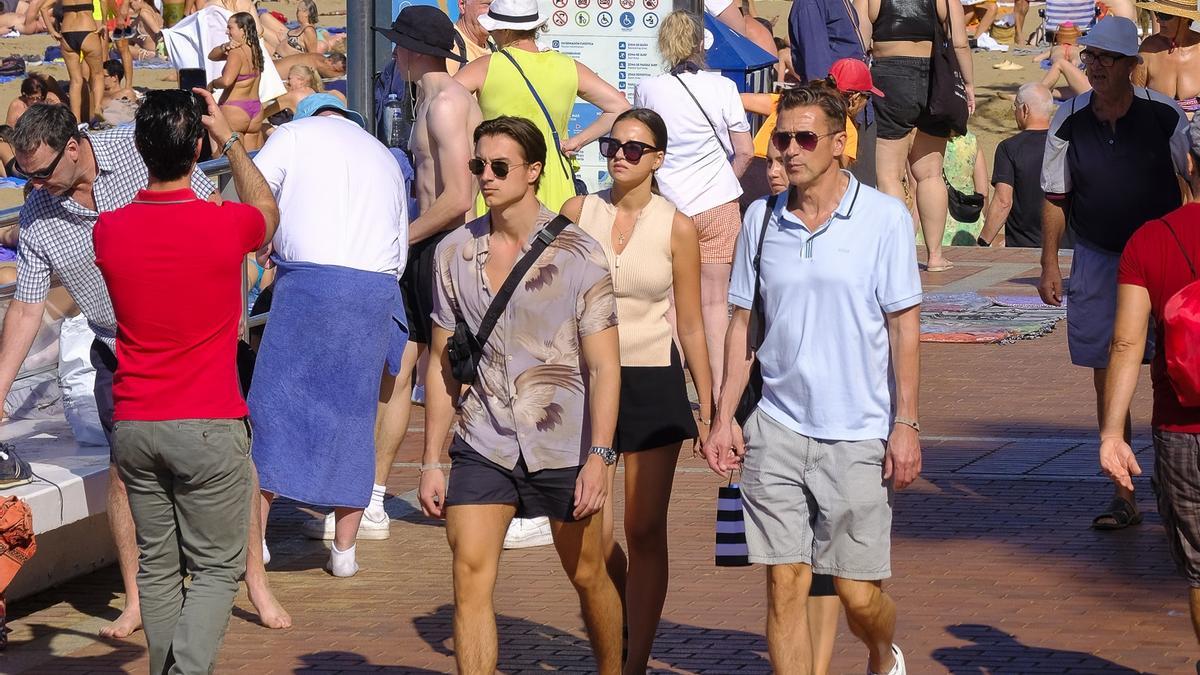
[417,115,623,674]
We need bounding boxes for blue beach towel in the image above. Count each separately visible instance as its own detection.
[249,259,408,509]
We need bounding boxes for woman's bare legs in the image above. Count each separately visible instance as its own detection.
[81,31,106,122]
[909,130,951,269]
[700,262,731,402]
[62,40,86,122]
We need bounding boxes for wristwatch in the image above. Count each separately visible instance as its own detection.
[589,446,617,466]
[976,236,991,247]
[221,132,241,157]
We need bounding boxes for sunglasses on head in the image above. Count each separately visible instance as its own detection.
[597,137,659,162]
[13,141,70,180]
[770,129,839,152]
[468,158,527,179]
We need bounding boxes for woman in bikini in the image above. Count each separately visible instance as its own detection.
[208,12,264,148]
[41,0,105,125]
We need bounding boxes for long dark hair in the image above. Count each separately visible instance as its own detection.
[233,12,264,73]
[612,107,668,193]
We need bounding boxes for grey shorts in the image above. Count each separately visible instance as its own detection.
[1152,429,1200,587]
[1066,240,1154,369]
[739,409,893,579]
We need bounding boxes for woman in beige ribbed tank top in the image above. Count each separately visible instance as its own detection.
[561,108,713,674]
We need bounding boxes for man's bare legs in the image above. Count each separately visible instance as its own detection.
[244,464,291,628]
[700,262,732,401]
[99,464,141,638]
[599,444,680,674]
[1093,368,1138,522]
[834,577,897,675]
[447,503,516,673]
[550,513,623,675]
[375,342,421,496]
[766,564,815,674]
[808,595,840,675]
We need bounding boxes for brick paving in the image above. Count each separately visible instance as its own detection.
[7,248,1199,674]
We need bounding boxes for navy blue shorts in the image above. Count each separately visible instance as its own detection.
[444,436,581,522]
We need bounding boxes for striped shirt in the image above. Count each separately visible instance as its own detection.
[1044,0,1095,32]
[16,127,216,349]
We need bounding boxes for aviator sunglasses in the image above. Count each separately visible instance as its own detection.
[598,137,659,162]
[468,158,527,179]
[771,129,840,152]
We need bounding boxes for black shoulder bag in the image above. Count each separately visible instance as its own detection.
[927,0,969,136]
[733,194,780,425]
[447,215,572,384]
[498,49,588,196]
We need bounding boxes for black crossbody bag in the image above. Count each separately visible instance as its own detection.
[447,215,572,384]
[733,194,780,425]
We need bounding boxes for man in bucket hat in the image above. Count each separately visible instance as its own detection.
[1040,16,1190,532]
[1134,0,1200,117]
[292,6,483,545]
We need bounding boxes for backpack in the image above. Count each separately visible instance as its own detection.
[1159,216,1200,407]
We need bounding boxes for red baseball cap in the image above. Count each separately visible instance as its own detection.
[829,58,885,98]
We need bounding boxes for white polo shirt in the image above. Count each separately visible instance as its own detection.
[253,115,408,275]
[729,174,922,442]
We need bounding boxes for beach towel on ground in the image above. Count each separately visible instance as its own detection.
[249,259,408,509]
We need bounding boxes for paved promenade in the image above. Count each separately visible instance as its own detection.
[6,248,1198,674]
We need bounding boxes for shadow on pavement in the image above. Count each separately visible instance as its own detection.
[414,603,771,674]
[931,624,1147,674]
[293,649,442,673]
[3,623,142,674]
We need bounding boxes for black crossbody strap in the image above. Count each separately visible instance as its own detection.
[1161,216,1198,280]
[748,193,780,349]
[474,215,573,348]
[672,72,731,156]
[499,49,575,183]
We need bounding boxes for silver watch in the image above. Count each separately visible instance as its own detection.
[589,446,617,466]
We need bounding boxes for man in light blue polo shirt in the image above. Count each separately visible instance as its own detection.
[704,82,922,675]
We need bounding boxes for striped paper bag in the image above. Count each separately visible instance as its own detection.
[715,477,751,567]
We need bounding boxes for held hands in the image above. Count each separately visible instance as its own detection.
[1100,437,1142,492]
[560,136,581,157]
[702,418,745,478]
[191,88,234,150]
[884,424,922,490]
[572,454,608,519]
[418,468,446,519]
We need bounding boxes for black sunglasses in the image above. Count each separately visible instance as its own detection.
[14,141,70,180]
[468,158,527,179]
[598,137,659,163]
[771,129,839,152]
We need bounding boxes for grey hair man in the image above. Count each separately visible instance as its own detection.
[979,82,1058,248]
[1040,16,1190,531]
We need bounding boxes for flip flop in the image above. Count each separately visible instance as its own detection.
[1092,497,1143,530]
[925,262,955,272]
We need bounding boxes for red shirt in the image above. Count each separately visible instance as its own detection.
[93,188,265,422]
[1118,203,1200,432]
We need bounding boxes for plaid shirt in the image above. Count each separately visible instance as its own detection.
[16,127,216,349]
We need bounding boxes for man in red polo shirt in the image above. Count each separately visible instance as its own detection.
[92,89,279,674]
[1101,118,1200,644]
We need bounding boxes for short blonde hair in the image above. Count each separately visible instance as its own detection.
[290,65,324,92]
[657,10,704,70]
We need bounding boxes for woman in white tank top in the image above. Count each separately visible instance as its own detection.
[560,108,713,673]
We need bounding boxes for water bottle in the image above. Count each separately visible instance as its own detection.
[381,94,406,149]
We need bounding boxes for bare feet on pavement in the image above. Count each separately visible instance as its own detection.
[249,584,292,629]
[99,605,142,639]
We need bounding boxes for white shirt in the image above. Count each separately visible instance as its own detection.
[253,116,408,275]
[634,71,749,217]
[729,175,923,441]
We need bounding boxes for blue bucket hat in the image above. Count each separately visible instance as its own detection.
[295,93,366,128]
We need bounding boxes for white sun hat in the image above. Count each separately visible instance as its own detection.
[478,0,550,31]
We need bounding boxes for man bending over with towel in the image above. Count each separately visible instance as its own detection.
[248,93,409,577]
[93,89,279,674]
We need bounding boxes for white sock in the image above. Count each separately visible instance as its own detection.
[368,483,386,512]
[262,540,271,566]
[329,542,358,577]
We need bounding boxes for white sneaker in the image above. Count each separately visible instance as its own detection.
[300,509,391,541]
[502,516,553,549]
[868,644,906,675]
[411,384,425,406]
[976,32,1009,52]
[326,543,359,578]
